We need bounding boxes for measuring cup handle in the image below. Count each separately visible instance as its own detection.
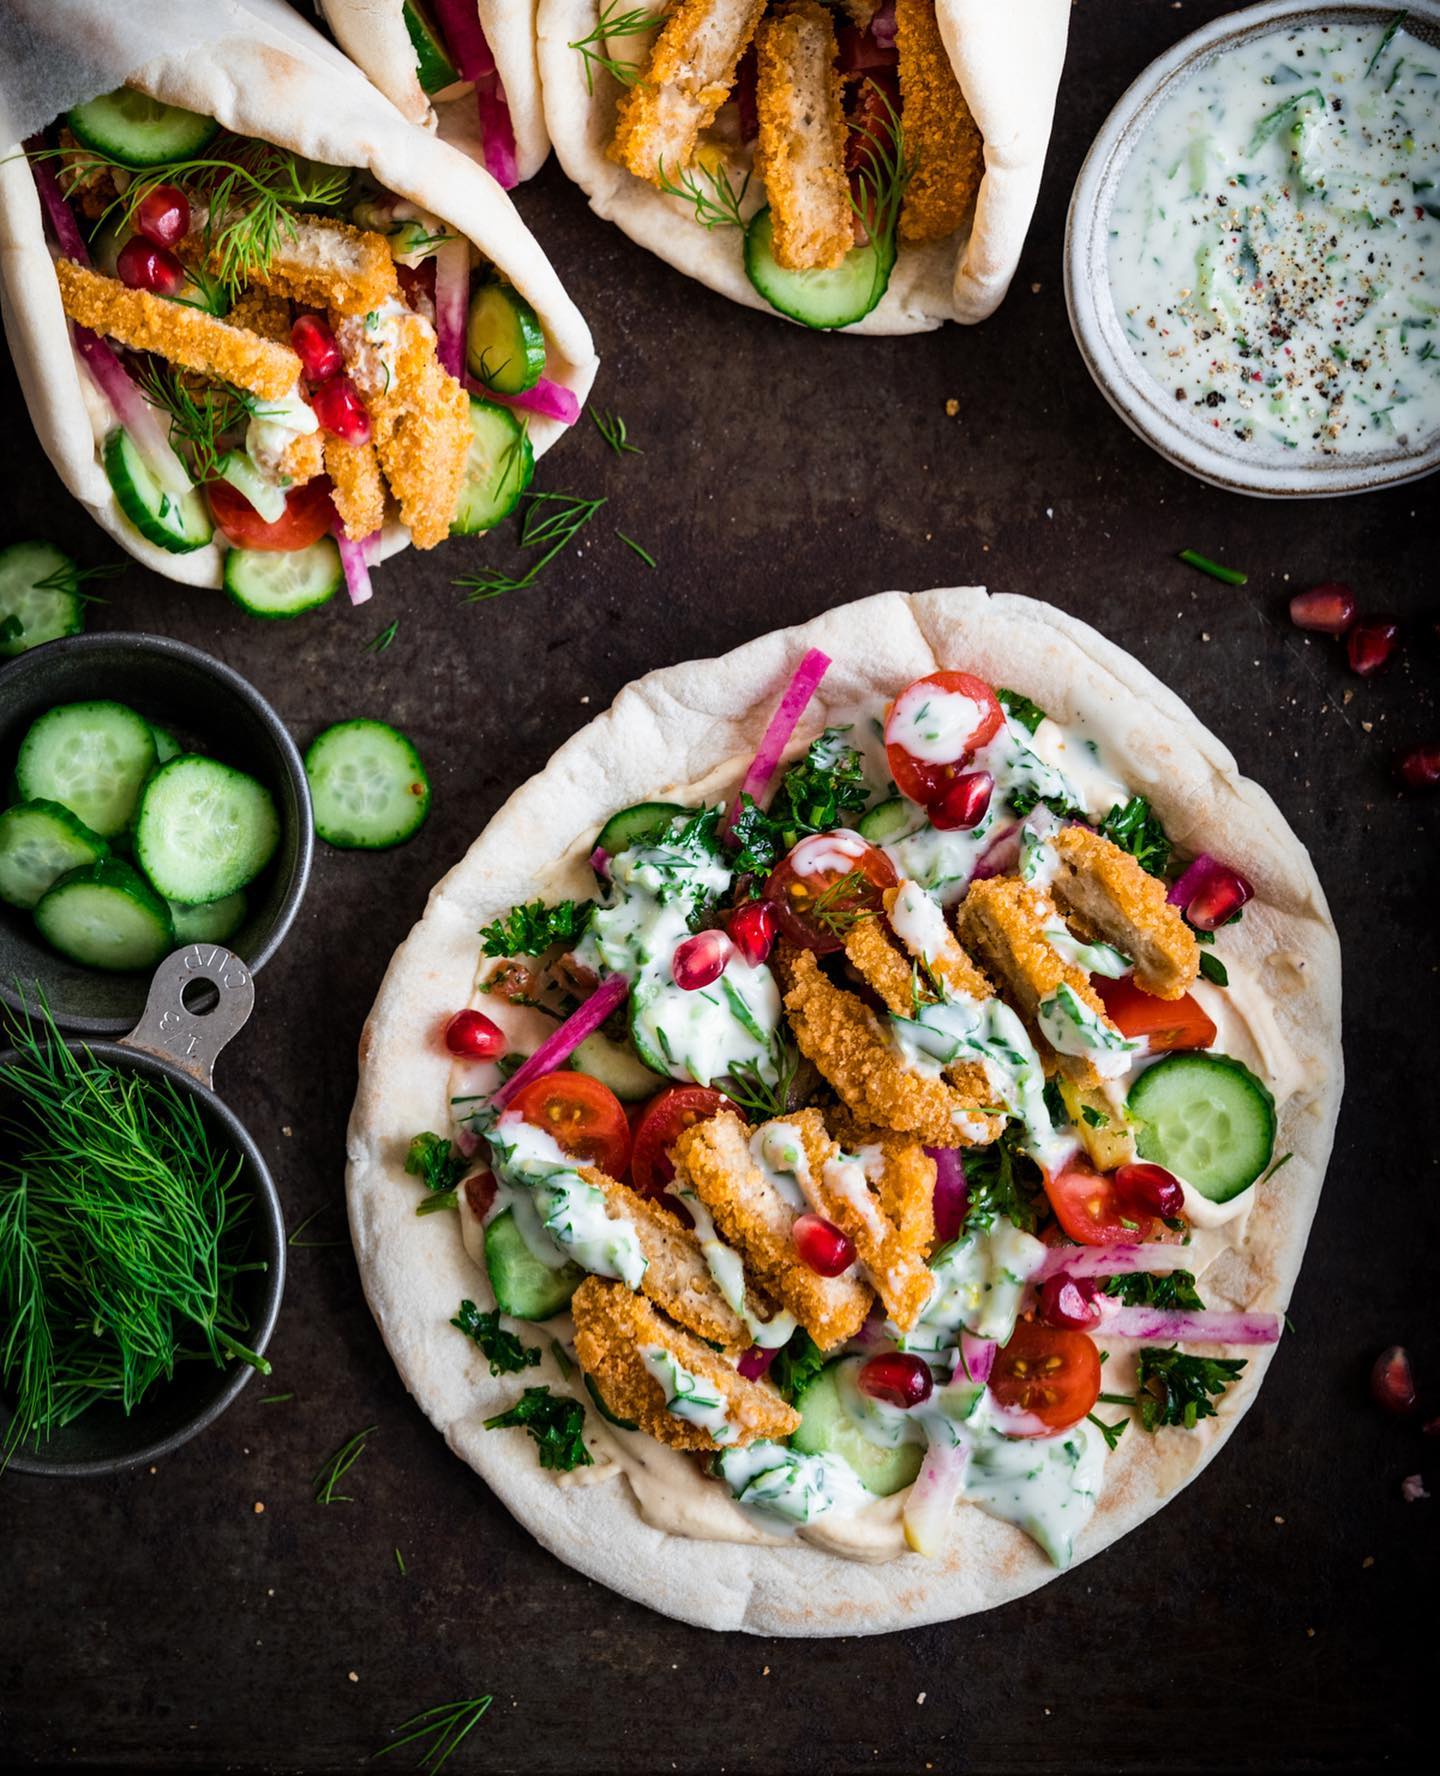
[119,944,255,1089]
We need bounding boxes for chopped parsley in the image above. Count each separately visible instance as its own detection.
[483,1386,592,1470]
[729,727,871,877]
[1098,795,1172,878]
[452,1300,540,1376]
[1133,1347,1245,1431]
[1081,1105,1109,1128]
[962,1133,1043,1237]
[1086,1412,1129,1452]
[1198,951,1230,987]
[1102,1270,1205,1312]
[770,1329,826,1403]
[997,687,1048,735]
[405,1131,466,1195]
[480,897,595,958]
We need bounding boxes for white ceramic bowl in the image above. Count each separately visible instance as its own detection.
[1065,0,1440,498]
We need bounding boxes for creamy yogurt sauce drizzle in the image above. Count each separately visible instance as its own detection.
[1108,18,1440,454]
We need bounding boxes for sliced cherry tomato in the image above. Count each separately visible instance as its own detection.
[884,671,1003,808]
[630,1086,736,1198]
[507,1071,631,1178]
[206,475,335,551]
[1043,1155,1168,1246]
[763,831,897,954]
[990,1319,1101,1435]
[1094,976,1217,1052]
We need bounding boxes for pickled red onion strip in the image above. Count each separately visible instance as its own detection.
[466,373,581,426]
[433,236,471,380]
[30,154,89,261]
[927,1146,967,1243]
[722,647,833,840]
[333,524,374,605]
[493,971,630,1109]
[1099,1305,1281,1344]
[589,847,611,879]
[428,1,517,187]
[959,1332,995,1384]
[1036,1241,1185,1281]
[737,1346,778,1380]
[474,77,519,189]
[431,0,495,76]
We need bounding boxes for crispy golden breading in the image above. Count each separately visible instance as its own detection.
[279,428,325,486]
[225,288,293,344]
[894,0,983,244]
[810,1117,936,1331]
[198,216,397,317]
[610,0,767,185]
[785,947,1003,1147]
[571,1277,799,1451]
[843,915,918,1017]
[954,875,1127,1088]
[55,260,301,400]
[754,3,853,272]
[1049,826,1199,1000]
[673,1109,873,1348]
[368,315,470,549]
[55,128,118,220]
[324,436,387,539]
[881,883,992,1002]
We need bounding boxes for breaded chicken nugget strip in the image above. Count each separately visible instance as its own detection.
[1048,826,1199,1000]
[189,216,397,317]
[894,0,983,244]
[755,2,853,271]
[55,261,301,400]
[785,947,1003,1147]
[882,881,991,1003]
[279,428,325,486]
[226,288,293,343]
[324,435,387,538]
[368,315,470,549]
[571,1277,799,1451]
[955,875,1130,1088]
[673,1109,873,1348]
[611,0,767,184]
[810,1118,936,1331]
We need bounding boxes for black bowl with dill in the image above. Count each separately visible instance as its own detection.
[0,999,284,1476]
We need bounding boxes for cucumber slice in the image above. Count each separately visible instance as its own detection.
[485,1208,583,1320]
[595,801,690,856]
[450,397,533,537]
[744,207,894,331]
[215,452,287,524]
[133,755,280,903]
[584,1371,639,1431]
[0,541,86,657]
[67,88,219,167]
[569,1030,667,1102]
[403,0,460,93]
[168,889,247,944]
[856,797,915,845]
[789,1360,923,1497]
[150,724,182,764]
[33,859,174,972]
[103,430,213,554]
[223,537,343,618]
[304,720,431,850]
[0,799,108,910]
[1127,1052,1276,1203]
[466,281,547,396]
[15,699,156,837]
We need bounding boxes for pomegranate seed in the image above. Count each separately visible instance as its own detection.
[792,1212,855,1277]
[1395,744,1440,792]
[726,898,777,966]
[1346,617,1399,676]
[1038,1273,1102,1331]
[1185,866,1253,932]
[291,313,343,381]
[671,929,732,991]
[1289,582,1356,635]
[311,375,371,445]
[1370,1345,1417,1416]
[464,1170,497,1220]
[1115,1162,1185,1220]
[444,1008,505,1059]
[858,1351,934,1409]
[115,236,186,297]
[135,182,190,248]
[929,769,994,832]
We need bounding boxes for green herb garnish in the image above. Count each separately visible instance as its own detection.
[656,156,751,230]
[590,406,641,455]
[1126,1347,1246,1430]
[374,1694,493,1773]
[452,1300,540,1377]
[997,688,1048,735]
[1198,951,1229,987]
[483,1386,592,1470]
[568,4,663,94]
[312,1423,377,1504]
[456,491,606,601]
[136,361,256,483]
[771,1329,826,1404]
[480,897,594,958]
[404,1132,467,1200]
[729,727,871,876]
[1366,11,1408,79]
[1102,1270,1205,1312]
[1086,1412,1129,1452]
[962,1132,1043,1236]
[1177,548,1248,586]
[367,618,399,653]
[1098,795,1172,878]
[616,529,656,568]
[287,1207,344,1250]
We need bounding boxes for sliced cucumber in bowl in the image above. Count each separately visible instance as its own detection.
[33,859,174,972]
[134,755,280,903]
[15,699,156,837]
[0,799,108,911]
[168,889,247,945]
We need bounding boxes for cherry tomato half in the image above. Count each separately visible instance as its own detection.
[629,1085,737,1198]
[506,1071,631,1178]
[1094,976,1217,1052]
[884,671,1003,808]
[206,475,335,552]
[763,831,897,954]
[1042,1155,1169,1247]
[989,1319,1101,1435]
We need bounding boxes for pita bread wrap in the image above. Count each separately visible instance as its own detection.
[0,0,595,589]
[537,0,1070,331]
[318,3,550,183]
[346,587,1343,1635]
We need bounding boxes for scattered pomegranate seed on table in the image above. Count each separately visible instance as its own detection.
[1289,583,1357,634]
[1370,1346,1417,1416]
[1038,1273,1103,1331]
[792,1212,855,1277]
[858,1352,934,1408]
[727,898,777,966]
[1394,745,1440,792]
[671,929,732,990]
[115,236,186,297]
[443,1008,505,1059]
[929,770,994,832]
[1346,618,1400,676]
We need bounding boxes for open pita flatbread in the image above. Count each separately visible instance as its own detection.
[537,0,1070,331]
[346,587,1342,1635]
[0,0,594,588]
[318,2,550,182]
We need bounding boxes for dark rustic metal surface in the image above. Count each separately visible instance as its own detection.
[1,3,1433,1769]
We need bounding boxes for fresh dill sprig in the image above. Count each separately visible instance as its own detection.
[312,1424,377,1504]
[367,618,400,653]
[656,156,751,230]
[456,492,607,601]
[568,4,663,95]
[590,406,642,455]
[374,1694,493,1772]
[32,559,123,597]
[848,79,917,252]
[136,361,255,482]
[287,1208,345,1250]
[615,529,656,568]
[394,1546,407,1576]
[261,1393,294,1404]
[722,1038,801,1121]
[809,869,874,938]
[1177,548,1247,586]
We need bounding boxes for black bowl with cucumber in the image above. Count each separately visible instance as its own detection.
[0,633,311,1034]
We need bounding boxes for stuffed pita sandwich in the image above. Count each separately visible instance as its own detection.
[536,0,1070,332]
[0,0,595,603]
[347,586,1342,1634]
[318,2,549,186]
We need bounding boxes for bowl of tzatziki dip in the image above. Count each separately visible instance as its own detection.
[1066,0,1440,496]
